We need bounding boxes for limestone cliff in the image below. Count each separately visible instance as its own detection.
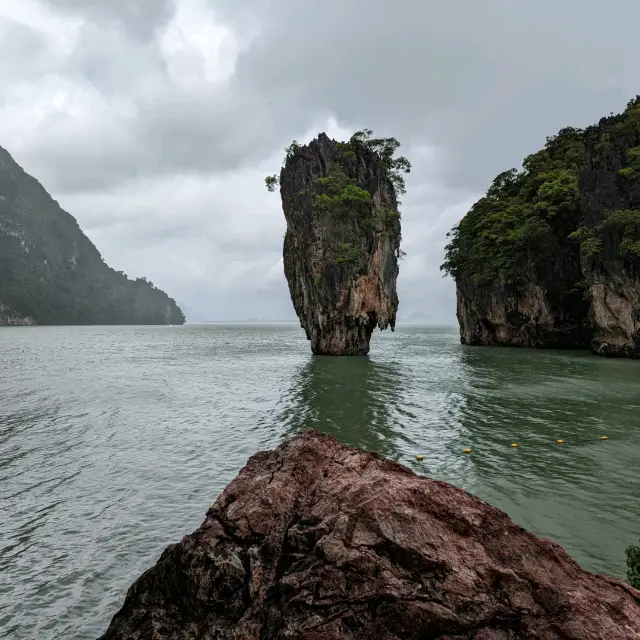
[577,107,640,356]
[99,430,640,639]
[270,132,408,355]
[443,97,640,357]
[455,270,589,350]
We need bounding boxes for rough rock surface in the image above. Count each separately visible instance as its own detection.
[579,111,640,357]
[456,280,590,350]
[99,430,640,640]
[280,134,401,355]
[0,302,35,326]
[587,277,640,357]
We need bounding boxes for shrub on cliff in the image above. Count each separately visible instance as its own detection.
[627,540,640,589]
[265,129,411,201]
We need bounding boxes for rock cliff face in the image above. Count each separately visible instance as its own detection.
[456,275,590,350]
[444,98,640,357]
[578,108,640,357]
[99,430,640,640]
[278,134,402,355]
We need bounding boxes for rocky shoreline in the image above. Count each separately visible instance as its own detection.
[0,303,35,326]
[98,430,640,639]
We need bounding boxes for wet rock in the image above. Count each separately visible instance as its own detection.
[99,430,640,640]
[456,279,591,350]
[0,303,35,326]
[279,134,402,355]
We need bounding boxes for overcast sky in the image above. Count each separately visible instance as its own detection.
[1,0,638,321]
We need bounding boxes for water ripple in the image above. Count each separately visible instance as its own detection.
[1,324,639,639]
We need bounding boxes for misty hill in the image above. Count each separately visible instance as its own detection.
[0,145,184,325]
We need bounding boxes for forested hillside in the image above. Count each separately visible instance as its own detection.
[0,145,184,325]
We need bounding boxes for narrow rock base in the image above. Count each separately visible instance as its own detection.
[311,324,373,355]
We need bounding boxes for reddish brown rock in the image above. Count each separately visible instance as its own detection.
[99,431,640,640]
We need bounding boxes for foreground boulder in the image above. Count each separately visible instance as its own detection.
[99,431,640,639]
[268,132,408,355]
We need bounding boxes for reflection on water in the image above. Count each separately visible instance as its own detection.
[278,356,405,458]
[1,324,640,640]
[453,346,640,576]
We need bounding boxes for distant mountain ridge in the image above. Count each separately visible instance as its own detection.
[0,145,184,325]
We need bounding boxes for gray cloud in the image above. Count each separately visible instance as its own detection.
[0,19,50,86]
[227,0,639,189]
[1,0,639,321]
[40,0,175,40]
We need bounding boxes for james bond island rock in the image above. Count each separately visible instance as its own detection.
[442,96,640,357]
[99,430,640,640]
[0,144,184,325]
[265,131,410,355]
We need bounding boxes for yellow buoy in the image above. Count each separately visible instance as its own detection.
[600,435,608,440]
[209,503,215,509]
[556,439,564,444]
[416,454,424,461]
[511,443,518,448]
[463,448,472,454]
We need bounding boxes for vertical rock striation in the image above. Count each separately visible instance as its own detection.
[578,107,640,357]
[276,133,405,355]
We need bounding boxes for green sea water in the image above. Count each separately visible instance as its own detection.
[1,323,639,638]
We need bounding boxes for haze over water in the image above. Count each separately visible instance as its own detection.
[1,324,639,639]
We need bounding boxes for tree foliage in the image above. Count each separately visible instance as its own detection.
[570,209,640,264]
[350,129,412,197]
[265,174,279,192]
[441,126,586,286]
[627,540,640,589]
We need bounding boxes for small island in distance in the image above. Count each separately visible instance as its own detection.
[0,145,184,326]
